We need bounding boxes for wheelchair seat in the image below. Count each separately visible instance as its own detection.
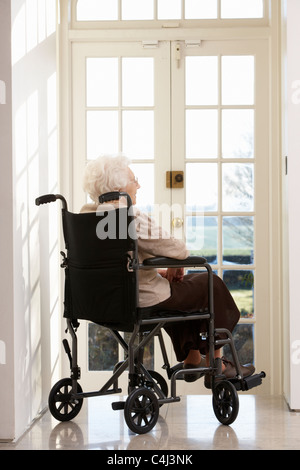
[36,192,266,434]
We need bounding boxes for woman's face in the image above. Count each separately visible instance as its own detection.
[123,168,141,205]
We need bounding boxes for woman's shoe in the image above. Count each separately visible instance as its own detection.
[183,354,206,382]
[204,357,255,389]
[222,357,255,379]
[183,362,202,382]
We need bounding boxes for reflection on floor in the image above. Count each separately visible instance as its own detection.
[1,395,299,450]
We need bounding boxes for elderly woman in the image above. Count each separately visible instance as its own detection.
[81,155,255,385]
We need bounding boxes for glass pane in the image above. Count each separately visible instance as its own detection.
[77,0,118,21]
[221,0,264,19]
[122,58,154,107]
[186,216,204,254]
[87,111,118,158]
[186,56,218,105]
[223,216,254,265]
[130,163,154,212]
[222,109,254,158]
[185,0,218,19]
[186,110,218,158]
[223,270,254,318]
[223,324,254,365]
[186,163,218,211]
[157,0,181,19]
[222,163,254,212]
[122,111,154,159]
[186,216,218,263]
[88,324,118,371]
[122,0,154,20]
[222,56,254,105]
[86,58,118,107]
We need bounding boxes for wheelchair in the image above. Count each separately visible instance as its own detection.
[36,191,266,434]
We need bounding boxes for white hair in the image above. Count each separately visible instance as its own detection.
[82,155,131,203]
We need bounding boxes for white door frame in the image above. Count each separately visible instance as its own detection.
[58,0,282,396]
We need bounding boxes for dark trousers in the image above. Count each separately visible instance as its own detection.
[151,273,240,362]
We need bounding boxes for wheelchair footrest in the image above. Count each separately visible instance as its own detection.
[232,371,266,391]
[112,401,125,411]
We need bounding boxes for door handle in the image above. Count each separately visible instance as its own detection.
[172,217,183,228]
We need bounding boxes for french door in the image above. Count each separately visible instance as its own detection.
[71,38,270,394]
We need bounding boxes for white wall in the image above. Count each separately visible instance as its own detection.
[285,0,300,410]
[0,0,15,440]
[0,0,60,440]
[281,0,290,408]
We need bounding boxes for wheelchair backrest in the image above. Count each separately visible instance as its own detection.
[62,202,139,331]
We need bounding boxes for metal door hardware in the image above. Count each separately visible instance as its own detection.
[166,171,184,188]
[172,217,183,228]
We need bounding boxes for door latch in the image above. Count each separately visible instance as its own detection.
[166,171,184,188]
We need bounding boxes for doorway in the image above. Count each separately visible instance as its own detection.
[70,37,270,393]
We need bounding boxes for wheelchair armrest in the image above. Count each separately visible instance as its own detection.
[141,256,207,269]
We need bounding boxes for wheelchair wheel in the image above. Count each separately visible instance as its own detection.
[147,370,168,398]
[212,380,239,426]
[124,387,159,434]
[128,369,168,400]
[48,378,83,422]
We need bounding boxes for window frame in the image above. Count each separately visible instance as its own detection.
[71,0,270,30]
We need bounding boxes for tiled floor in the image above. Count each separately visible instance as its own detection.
[1,394,300,451]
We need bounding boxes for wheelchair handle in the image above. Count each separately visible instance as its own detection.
[35,194,68,210]
[99,191,132,208]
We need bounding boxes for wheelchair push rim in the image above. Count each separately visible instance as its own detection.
[48,378,83,422]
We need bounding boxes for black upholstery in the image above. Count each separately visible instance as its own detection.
[62,207,138,331]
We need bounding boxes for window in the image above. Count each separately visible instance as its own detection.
[221,0,264,18]
[75,0,265,22]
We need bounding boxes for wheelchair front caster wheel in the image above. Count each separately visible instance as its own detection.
[124,387,159,434]
[212,380,239,426]
[48,378,83,422]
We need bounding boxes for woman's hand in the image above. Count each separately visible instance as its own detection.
[158,268,184,283]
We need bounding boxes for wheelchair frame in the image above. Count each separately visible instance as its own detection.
[36,192,266,434]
